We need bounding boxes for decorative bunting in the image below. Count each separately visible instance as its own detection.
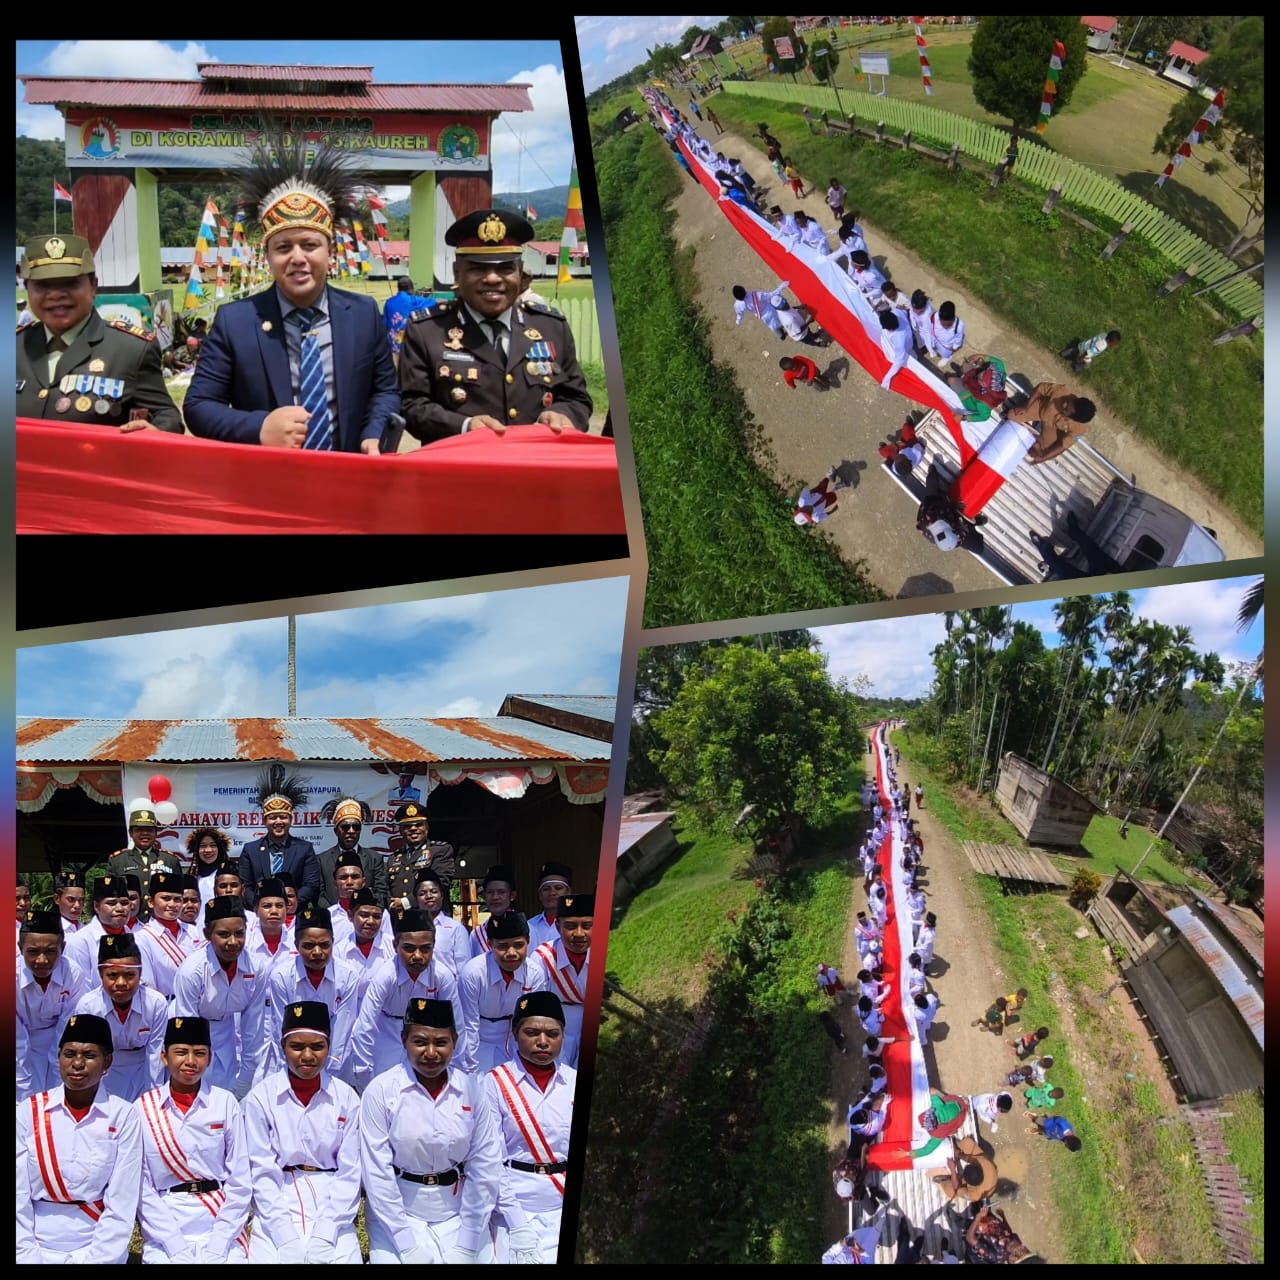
[184,197,218,312]
[1156,89,1225,188]
[558,158,583,285]
[1036,41,1066,134]
[913,18,934,95]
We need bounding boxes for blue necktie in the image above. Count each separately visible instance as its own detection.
[271,849,283,874]
[293,306,333,451]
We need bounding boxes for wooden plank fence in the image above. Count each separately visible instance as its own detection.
[721,81,1263,320]
[1180,1100,1257,1263]
[557,295,602,366]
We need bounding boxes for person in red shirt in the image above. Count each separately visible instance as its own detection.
[779,355,830,390]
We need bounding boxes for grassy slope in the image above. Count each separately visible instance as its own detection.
[1220,1089,1266,1261]
[709,93,1263,533]
[595,122,880,626]
[898,735,1221,1265]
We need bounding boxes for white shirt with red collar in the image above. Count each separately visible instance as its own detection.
[349,956,465,1086]
[263,954,363,1081]
[532,936,589,1067]
[457,953,550,1076]
[17,1084,144,1263]
[52,984,169,1102]
[527,911,560,953]
[136,917,203,1000]
[16,955,91,1098]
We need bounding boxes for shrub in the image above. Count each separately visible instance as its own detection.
[1068,867,1103,910]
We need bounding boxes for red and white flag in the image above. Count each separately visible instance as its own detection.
[53,180,73,202]
[526,204,538,223]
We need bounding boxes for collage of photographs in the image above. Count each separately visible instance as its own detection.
[11,17,1265,1267]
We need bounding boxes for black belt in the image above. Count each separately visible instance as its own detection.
[479,1014,510,1022]
[283,1164,338,1173]
[394,1164,463,1186]
[161,1178,222,1195]
[505,1159,568,1174]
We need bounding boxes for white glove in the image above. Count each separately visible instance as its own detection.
[508,1224,546,1265]
[443,1245,478,1265]
[400,1243,431,1266]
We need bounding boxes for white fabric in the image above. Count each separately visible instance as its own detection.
[457,953,550,1076]
[171,947,266,1092]
[136,919,202,1000]
[16,955,91,1097]
[263,954,362,1081]
[532,937,588,1067]
[52,984,168,1101]
[349,956,465,1085]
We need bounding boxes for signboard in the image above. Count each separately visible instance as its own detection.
[860,53,891,76]
[65,110,491,173]
[774,36,795,60]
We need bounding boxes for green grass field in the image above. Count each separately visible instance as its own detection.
[707,93,1263,534]
[1068,814,1196,887]
[1220,1090,1265,1261]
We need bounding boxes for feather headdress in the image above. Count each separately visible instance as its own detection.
[320,795,372,826]
[236,119,364,243]
[255,763,311,815]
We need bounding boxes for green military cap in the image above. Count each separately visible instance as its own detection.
[22,233,95,281]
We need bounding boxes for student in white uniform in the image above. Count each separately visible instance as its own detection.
[135,1015,252,1263]
[333,886,395,999]
[360,997,503,1264]
[349,908,464,1088]
[471,864,520,959]
[925,300,966,363]
[55,933,167,1102]
[262,900,361,1082]
[136,870,203,1000]
[414,867,471,977]
[64,875,134,975]
[847,250,887,306]
[488,991,577,1264]
[16,908,90,1100]
[171,896,265,1098]
[242,1001,363,1264]
[532,892,593,1068]
[180,876,204,928]
[53,870,87,938]
[17,1013,144,1264]
[528,861,573,953]
[328,850,394,948]
[458,912,550,1076]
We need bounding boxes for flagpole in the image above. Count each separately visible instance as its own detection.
[53,184,57,236]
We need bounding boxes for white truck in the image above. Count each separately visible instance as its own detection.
[884,378,1226,584]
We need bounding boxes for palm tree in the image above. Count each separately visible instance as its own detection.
[1040,594,1104,772]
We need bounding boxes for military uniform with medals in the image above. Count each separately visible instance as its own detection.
[106,808,184,904]
[385,801,458,904]
[17,234,183,431]
[398,209,593,443]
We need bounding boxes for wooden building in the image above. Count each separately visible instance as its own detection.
[1089,873,1263,1100]
[614,795,678,907]
[994,752,1099,847]
[1161,40,1211,91]
[1080,15,1118,54]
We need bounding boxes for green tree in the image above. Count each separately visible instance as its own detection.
[762,17,807,75]
[968,15,1089,133]
[808,36,839,84]
[652,643,857,853]
[1151,16,1264,250]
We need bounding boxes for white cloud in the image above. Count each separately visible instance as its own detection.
[43,40,215,79]
[1133,579,1262,663]
[817,616,948,701]
[576,15,727,91]
[488,63,573,194]
[131,655,288,718]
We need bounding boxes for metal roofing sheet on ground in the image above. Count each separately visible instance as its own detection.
[20,78,533,113]
[617,812,676,856]
[1167,904,1265,1050]
[16,717,609,764]
[509,694,617,720]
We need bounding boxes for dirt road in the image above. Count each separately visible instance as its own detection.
[667,127,1261,599]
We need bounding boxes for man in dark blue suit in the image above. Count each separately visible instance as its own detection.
[239,790,322,909]
[184,135,398,452]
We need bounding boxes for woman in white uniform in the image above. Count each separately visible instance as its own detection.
[360,996,503,1264]
[488,991,577,1264]
[242,1000,363,1263]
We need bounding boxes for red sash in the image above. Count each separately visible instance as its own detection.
[491,1065,565,1196]
[29,1093,103,1221]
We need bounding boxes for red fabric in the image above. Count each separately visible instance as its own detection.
[288,1072,323,1105]
[168,1086,199,1114]
[16,421,624,535]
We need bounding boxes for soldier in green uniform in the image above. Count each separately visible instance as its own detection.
[16,233,183,431]
[398,209,593,443]
[385,801,458,909]
[106,807,183,921]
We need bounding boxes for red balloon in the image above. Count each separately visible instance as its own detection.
[148,774,172,803]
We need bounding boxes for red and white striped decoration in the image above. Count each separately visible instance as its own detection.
[1156,89,1225,188]
[913,18,934,95]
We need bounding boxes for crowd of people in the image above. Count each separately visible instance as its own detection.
[18,128,593,450]
[816,724,1079,1263]
[16,771,592,1263]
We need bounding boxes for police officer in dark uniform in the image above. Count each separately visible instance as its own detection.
[106,807,183,920]
[385,801,458,909]
[17,233,183,431]
[398,208,593,443]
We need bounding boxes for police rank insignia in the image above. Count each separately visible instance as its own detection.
[542,392,554,408]
[524,328,542,340]
[438,364,451,378]
[451,387,467,402]
[445,328,466,350]
[466,367,478,381]
[89,358,105,373]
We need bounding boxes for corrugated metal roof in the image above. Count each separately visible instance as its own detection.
[1167,905,1264,1050]
[20,77,533,113]
[1167,40,1210,63]
[617,812,675,856]
[196,63,374,81]
[1192,895,1264,972]
[1080,16,1118,33]
[16,716,608,764]
[510,695,617,722]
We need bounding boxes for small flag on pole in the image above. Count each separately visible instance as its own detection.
[526,204,539,223]
[53,180,73,202]
[558,160,583,285]
[1155,89,1225,187]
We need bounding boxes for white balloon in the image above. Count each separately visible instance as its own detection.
[153,800,180,825]
[127,796,151,815]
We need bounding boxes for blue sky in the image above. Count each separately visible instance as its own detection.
[576,16,726,93]
[818,577,1264,699]
[16,578,631,719]
[16,40,574,200]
